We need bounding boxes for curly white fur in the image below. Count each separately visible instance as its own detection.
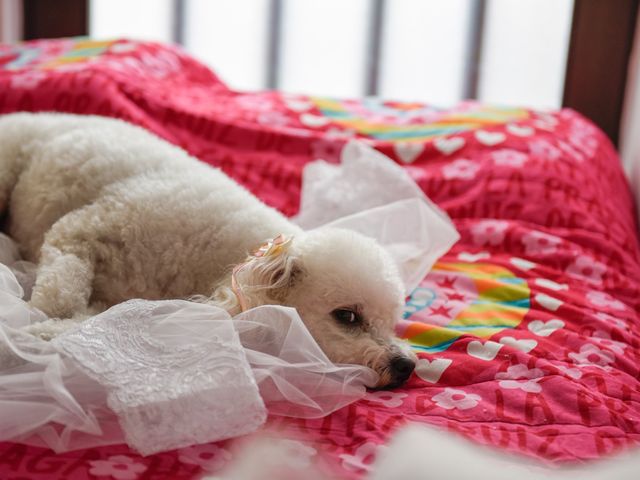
[0,112,416,387]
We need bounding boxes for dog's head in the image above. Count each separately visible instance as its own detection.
[222,228,417,389]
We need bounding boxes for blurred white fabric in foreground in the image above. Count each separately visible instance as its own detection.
[215,424,640,480]
[0,142,458,455]
[371,425,640,480]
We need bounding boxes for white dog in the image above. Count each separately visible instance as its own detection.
[0,112,416,388]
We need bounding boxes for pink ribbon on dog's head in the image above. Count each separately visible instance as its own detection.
[231,234,293,312]
[251,234,292,258]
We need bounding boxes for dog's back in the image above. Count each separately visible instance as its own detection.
[0,112,195,259]
[0,112,296,315]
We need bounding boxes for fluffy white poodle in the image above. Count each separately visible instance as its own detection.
[0,112,416,388]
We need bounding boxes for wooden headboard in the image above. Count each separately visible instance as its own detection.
[563,0,639,146]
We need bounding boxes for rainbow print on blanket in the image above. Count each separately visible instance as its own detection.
[310,96,530,141]
[0,38,117,71]
[398,262,531,352]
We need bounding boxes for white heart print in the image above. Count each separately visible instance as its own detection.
[415,358,453,383]
[499,336,538,353]
[534,278,568,291]
[528,319,564,337]
[510,257,536,271]
[506,124,534,137]
[475,130,506,146]
[300,113,330,128]
[535,293,563,311]
[394,142,425,163]
[467,340,503,360]
[434,137,465,155]
[458,252,490,262]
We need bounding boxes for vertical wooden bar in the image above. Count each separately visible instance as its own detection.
[563,0,639,145]
[23,0,88,40]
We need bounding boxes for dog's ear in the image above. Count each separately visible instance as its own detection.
[249,250,304,302]
[235,236,305,306]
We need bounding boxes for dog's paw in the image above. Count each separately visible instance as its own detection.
[22,318,82,341]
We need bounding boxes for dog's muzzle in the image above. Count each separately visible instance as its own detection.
[387,356,416,388]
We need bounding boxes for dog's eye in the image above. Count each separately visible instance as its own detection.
[331,308,361,326]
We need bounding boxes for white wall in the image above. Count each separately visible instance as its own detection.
[184,0,270,91]
[379,0,472,106]
[90,0,173,43]
[479,0,574,109]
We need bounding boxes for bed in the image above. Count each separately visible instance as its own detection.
[0,38,639,479]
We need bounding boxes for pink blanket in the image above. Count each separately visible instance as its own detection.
[0,38,638,479]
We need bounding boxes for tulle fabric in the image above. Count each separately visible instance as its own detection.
[0,261,116,452]
[294,141,460,294]
[0,256,377,454]
[0,141,458,454]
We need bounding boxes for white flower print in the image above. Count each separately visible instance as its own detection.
[178,444,231,472]
[88,455,147,480]
[491,149,528,168]
[495,364,545,393]
[569,116,596,136]
[565,255,606,284]
[556,364,582,380]
[366,390,408,408]
[593,311,628,330]
[432,388,481,410]
[557,139,586,163]
[471,220,509,246]
[568,120,598,157]
[569,343,615,368]
[530,139,562,161]
[586,291,626,311]
[340,442,386,473]
[521,231,562,256]
[591,331,626,355]
[442,159,480,180]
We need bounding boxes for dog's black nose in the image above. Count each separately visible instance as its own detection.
[390,356,416,384]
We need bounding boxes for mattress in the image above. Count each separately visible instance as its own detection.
[0,38,638,479]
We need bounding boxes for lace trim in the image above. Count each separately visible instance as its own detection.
[53,299,266,455]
